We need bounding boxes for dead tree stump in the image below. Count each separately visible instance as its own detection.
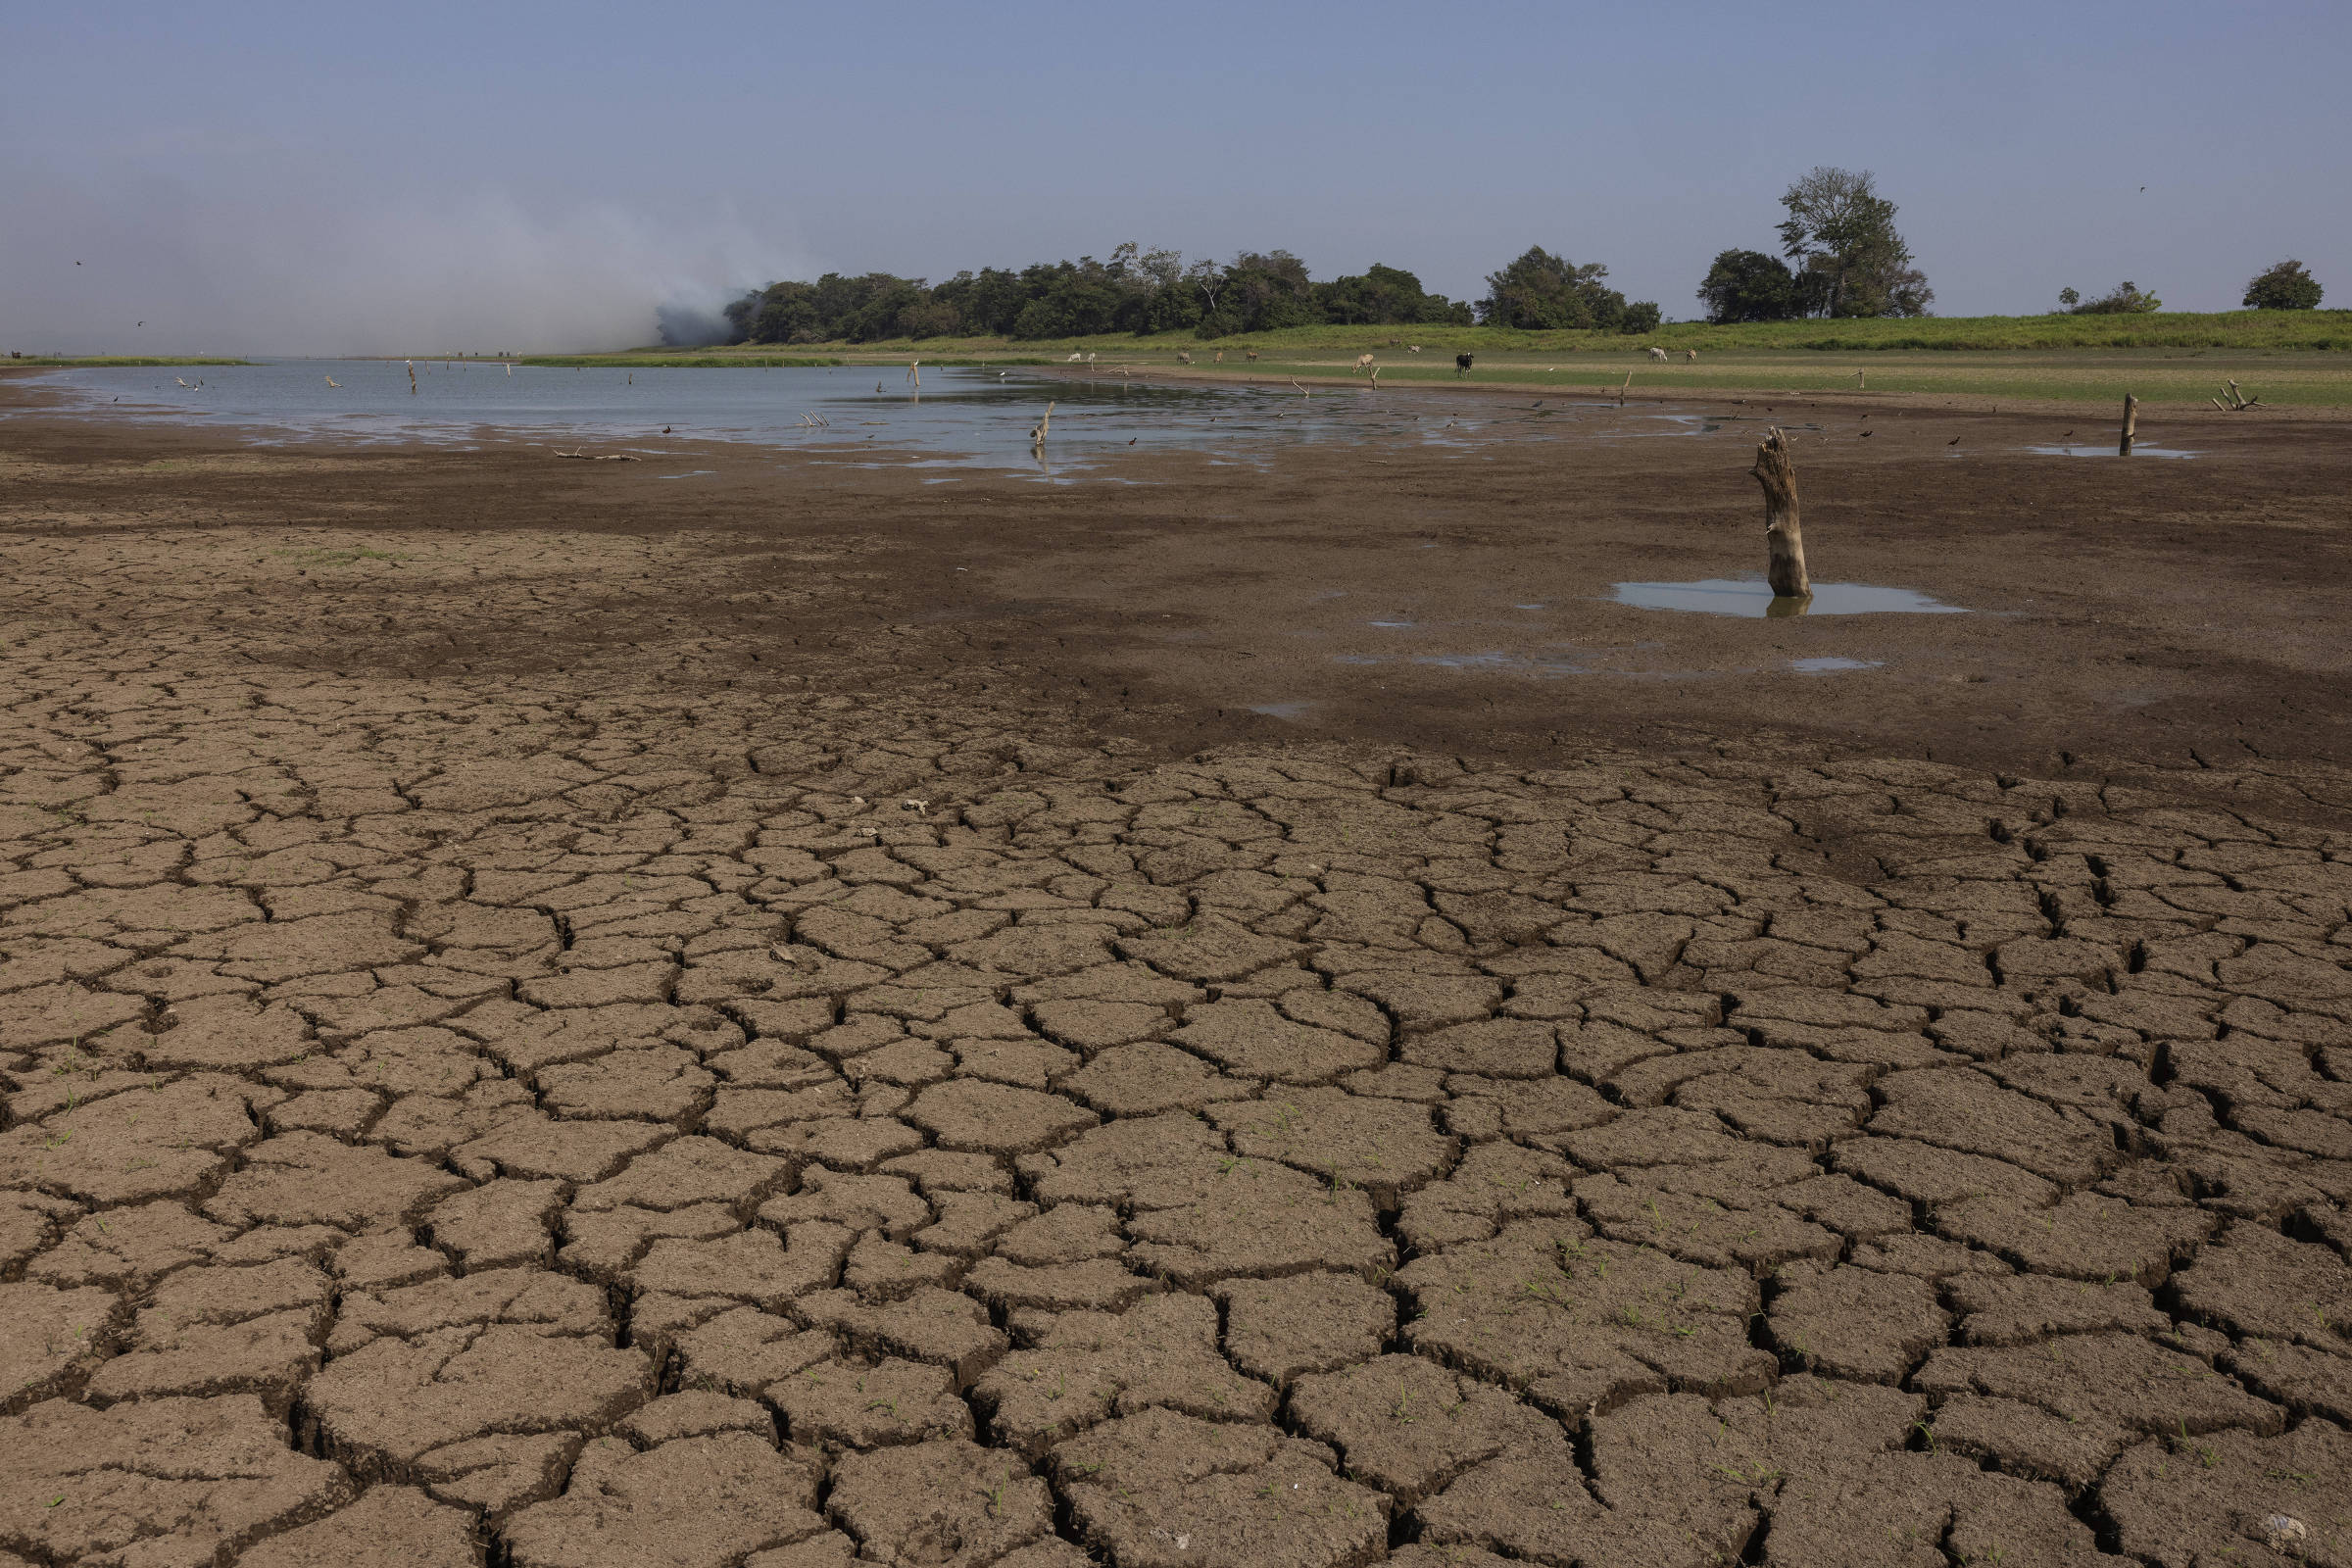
[1750,427,1809,599]
[2119,394,2138,456]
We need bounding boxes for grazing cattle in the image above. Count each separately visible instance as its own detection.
[1213,349,1224,363]
[1353,354,1375,374]
[1407,345,1422,353]
[1686,349,1698,362]
[1246,349,1259,363]
[1065,352,1082,363]
[1646,346,1669,362]
[1177,351,1194,365]
[1455,352,1474,376]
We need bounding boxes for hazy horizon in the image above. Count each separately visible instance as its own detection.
[5,1,2347,357]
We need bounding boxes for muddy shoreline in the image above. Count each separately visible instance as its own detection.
[6,368,2350,788]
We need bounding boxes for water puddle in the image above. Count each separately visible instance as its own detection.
[2027,444,2199,460]
[1613,576,1965,617]
[1790,657,1883,674]
[1411,651,1591,676]
[1246,701,1315,720]
[657,469,717,479]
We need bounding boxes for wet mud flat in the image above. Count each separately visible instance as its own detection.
[0,389,2349,1567]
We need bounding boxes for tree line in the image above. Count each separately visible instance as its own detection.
[1696,168,2325,324]
[717,241,1687,345]
[715,167,2327,345]
[720,245,1473,345]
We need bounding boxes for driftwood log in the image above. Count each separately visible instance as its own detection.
[2119,394,2138,456]
[1750,427,1809,599]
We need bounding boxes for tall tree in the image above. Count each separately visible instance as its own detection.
[1696,249,1799,323]
[1478,247,1630,330]
[2243,260,2324,310]
[1776,168,1932,318]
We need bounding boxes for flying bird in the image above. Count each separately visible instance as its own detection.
[136,320,143,327]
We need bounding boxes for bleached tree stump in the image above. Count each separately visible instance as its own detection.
[2119,394,2138,456]
[1751,427,1809,599]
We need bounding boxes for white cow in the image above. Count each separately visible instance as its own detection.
[1646,346,1669,362]
[1353,354,1376,374]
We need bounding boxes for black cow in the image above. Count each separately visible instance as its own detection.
[1455,352,1474,377]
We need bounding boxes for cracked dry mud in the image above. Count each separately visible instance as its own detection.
[2,416,2350,1568]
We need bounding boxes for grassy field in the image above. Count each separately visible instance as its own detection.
[532,344,2350,409]
[520,312,2352,408]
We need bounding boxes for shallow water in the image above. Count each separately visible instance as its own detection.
[1613,576,1965,617]
[20,360,1787,479]
[2027,444,2200,460]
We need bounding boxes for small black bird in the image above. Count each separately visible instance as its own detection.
[1947,436,1961,445]
[2060,430,2075,439]
[1860,429,1874,438]
[662,425,671,434]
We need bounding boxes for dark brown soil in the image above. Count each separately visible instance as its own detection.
[0,382,2348,1566]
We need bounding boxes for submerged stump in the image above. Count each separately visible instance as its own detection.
[1750,426,1809,599]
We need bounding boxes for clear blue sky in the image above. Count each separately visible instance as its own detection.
[4,0,2345,354]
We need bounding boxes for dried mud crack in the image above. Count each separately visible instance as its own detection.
[0,408,2348,1567]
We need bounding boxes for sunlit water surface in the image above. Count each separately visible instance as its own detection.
[22,361,1819,480]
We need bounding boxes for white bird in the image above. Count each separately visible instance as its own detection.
[325,376,340,387]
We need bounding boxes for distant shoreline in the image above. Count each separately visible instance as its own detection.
[2,357,252,368]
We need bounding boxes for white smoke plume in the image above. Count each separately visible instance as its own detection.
[0,153,801,358]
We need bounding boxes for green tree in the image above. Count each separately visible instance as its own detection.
[1696,249,1799,323]
[1314,263,1468,325]
[1776,167,1932,318]
[1477,247,1629,329]
[2068,281,2161,315]
[1200,251,1318,337]
[2243,259,2324,310]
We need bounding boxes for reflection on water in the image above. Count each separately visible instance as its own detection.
[1246,702,1315,720]
[24,359,1844,482]
[1613,576,1965,617]
[1789,657,1884,673]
